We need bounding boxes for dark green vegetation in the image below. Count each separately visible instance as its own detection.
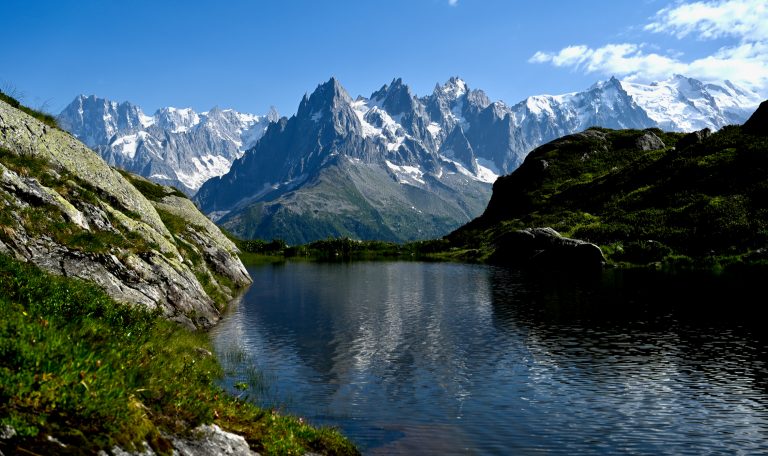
[447,105,768,269]
[0,89,58,129]
[0,254,359,455]
[231,234,451,264]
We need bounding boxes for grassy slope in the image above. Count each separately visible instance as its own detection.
[447,125,768,268]
[0,96,358,454]
[0,90,58,129]
[0,254,358,455]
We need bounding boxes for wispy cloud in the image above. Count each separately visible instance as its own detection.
[529,44,687,81]
[529,0,768,93]
[448,0,459,6]
[645,0,768,40]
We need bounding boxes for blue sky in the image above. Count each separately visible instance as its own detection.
[2,0,766,116]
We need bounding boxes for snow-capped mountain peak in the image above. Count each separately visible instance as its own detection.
[58,95,276,194]
[155,106,201,133]
[619,75,760,131]
[438,76,469,99]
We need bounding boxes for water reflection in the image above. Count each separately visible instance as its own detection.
[212,262,768,455]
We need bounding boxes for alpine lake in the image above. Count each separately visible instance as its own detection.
[211,260,768,455]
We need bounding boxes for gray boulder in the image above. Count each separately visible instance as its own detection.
[676,128,712,150]
[490,227,605,271]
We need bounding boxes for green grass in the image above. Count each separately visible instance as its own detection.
[0,253,359,455]
[447,125,768,269]
[117,169,187,201]
[0,90,59,129]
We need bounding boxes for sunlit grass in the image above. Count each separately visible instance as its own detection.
[0,254,359,455]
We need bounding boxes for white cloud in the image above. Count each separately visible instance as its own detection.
[529,43,688,81]
[645,0,768,41]
[529,0,768,94]
[448,0,459,6]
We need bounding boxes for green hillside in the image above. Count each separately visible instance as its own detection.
[448,101,768,268]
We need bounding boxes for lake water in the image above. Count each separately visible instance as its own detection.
[211,261,768,455]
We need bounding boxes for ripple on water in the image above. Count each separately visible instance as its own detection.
[212,262,768,455]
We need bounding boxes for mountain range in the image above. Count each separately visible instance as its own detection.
[58,95,278,194]
[60,75,762,243]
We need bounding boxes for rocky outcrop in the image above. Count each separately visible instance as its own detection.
[0,99,250,329]
[489,227,605,271]
[633,130,665,151]
[676,128,712,150]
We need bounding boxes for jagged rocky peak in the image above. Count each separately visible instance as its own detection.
[370,77,420,116]
[297,77,361,134]
[586,76,629,99]
[437,76,469,99]
[266,105,281,122]
[58,95,275,194]
[58,94,150,148]
[466,88,492,110]
[154,106,201,133]
[299,77,353,114]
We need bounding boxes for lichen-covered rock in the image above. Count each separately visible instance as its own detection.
[0,101,170,239]
[0,99,251,328]
[153,194,250,288]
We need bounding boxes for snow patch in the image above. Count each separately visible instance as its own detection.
[111,133,140,159]
[439,156,499,184]
[176,154,234,190]
[475,158,499,183]
[350,99,382,138]
[427,122,441,138]
[139,112,155,128]
[385,160,425,185]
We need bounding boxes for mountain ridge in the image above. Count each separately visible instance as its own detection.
[193,74,760,243]
[60,75,761,244]
[58,94,278,194]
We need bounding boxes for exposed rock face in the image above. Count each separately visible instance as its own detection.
[0,99,250,329]
[194,78,494,244]
[91,424,259,456]
[490,227,605,270]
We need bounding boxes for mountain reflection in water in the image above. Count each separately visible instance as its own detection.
[212,262,768,455]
